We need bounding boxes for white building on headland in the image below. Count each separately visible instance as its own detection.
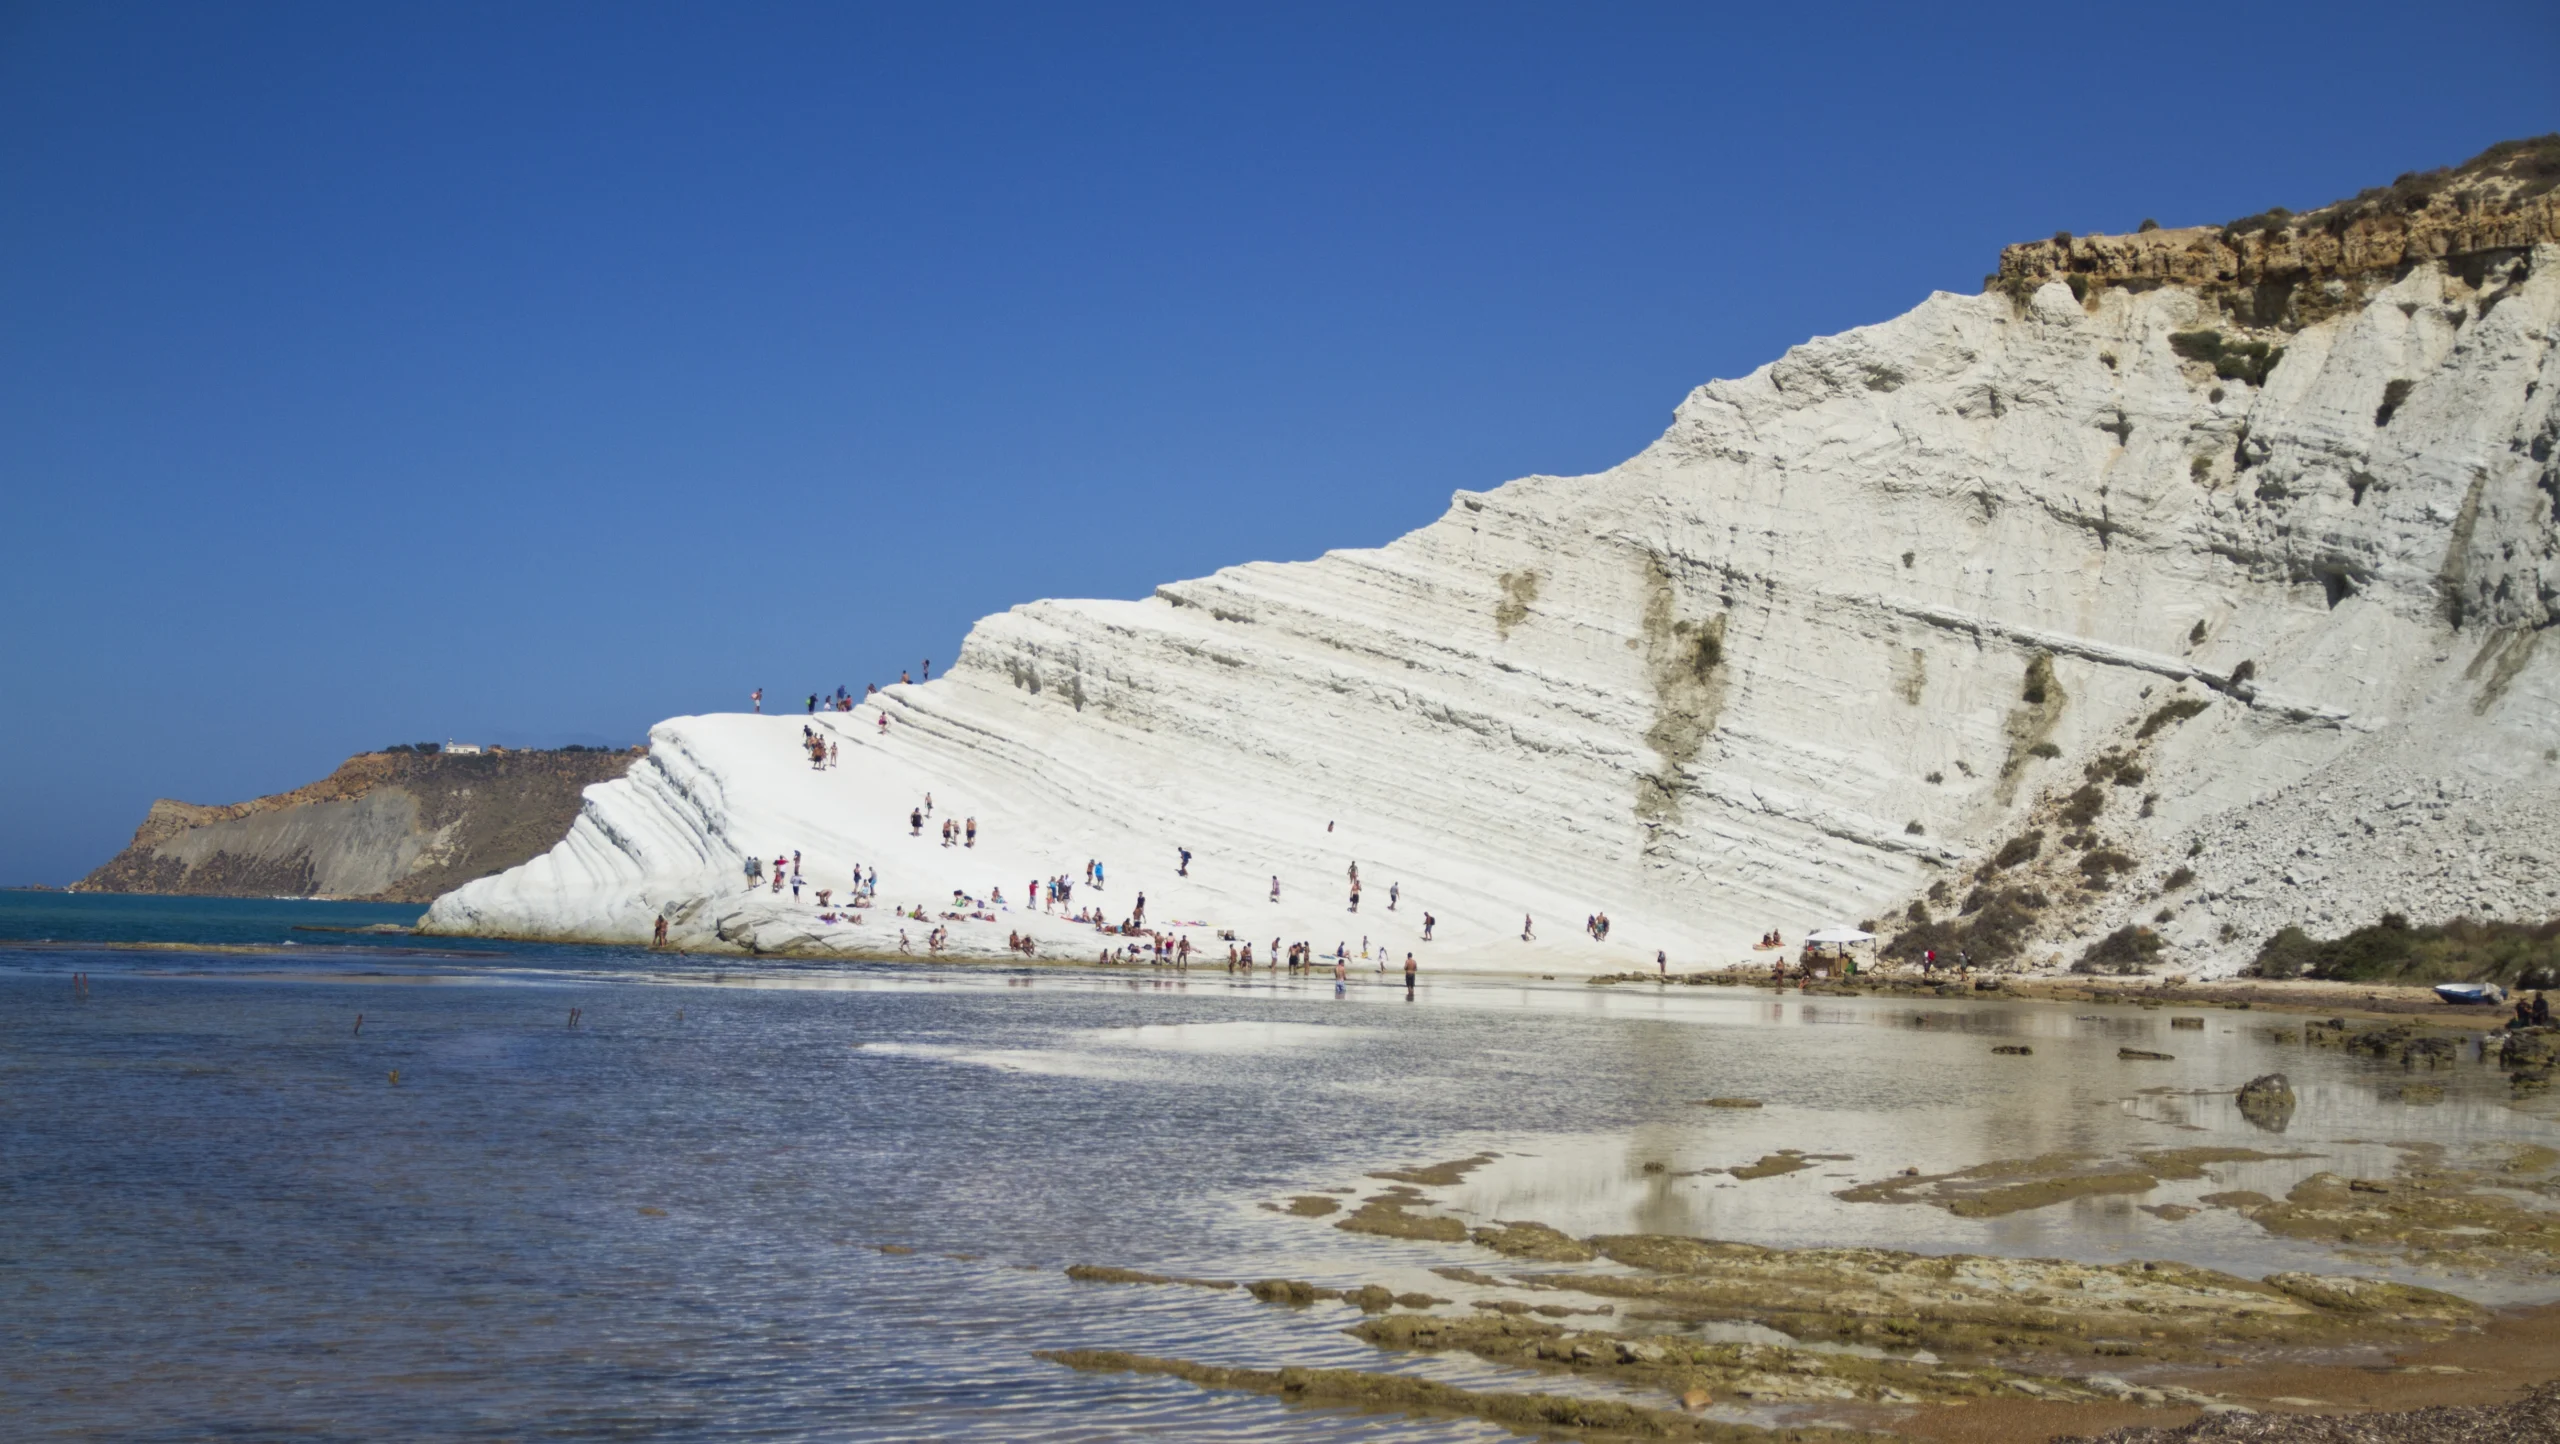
[443,741,485,756]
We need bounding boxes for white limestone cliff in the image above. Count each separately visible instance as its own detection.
[426,191,2560,977]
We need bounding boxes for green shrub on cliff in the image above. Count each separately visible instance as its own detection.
[2250,914,2560,984]
[2073,925,2163,975]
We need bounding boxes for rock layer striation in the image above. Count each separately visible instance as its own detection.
[427,146,2560,974]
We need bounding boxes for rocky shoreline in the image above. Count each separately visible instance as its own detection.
[1043,1133,2560,1443]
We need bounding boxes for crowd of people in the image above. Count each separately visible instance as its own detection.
[736,684,1486,976]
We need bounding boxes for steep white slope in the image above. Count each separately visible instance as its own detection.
[426,245,2560,975]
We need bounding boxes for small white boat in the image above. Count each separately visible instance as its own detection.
[2433,982,2504,1005]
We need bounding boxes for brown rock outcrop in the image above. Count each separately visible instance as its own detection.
[77,747,640,903]
[1994,135,2560,327]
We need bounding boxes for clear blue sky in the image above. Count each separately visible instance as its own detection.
[2,2,2552,885]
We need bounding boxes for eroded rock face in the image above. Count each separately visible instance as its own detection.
[427,153,2560,973]
[81,749,640,903]
[1997,139,2560,327]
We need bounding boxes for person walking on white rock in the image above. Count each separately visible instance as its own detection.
[1269,875,1281,902]
[910,807,923,836]
[1422,912,1435,941]
[1388,882,1398,911]
[965,817,977,848]
[1521,914,1535,942]
[745,855,763,891]
[1177,847,1190,877]
[1094,861,1105,889]
[1657,949,1667,977]
[877,712,888,735]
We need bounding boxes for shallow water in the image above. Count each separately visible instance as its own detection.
[4,893,2555,1440]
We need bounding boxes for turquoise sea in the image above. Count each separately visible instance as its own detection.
[5,891,2553,1440]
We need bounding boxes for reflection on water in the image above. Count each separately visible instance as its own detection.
[3,895,2555,1439]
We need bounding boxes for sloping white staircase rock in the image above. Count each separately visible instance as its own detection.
[425,246,2560,975]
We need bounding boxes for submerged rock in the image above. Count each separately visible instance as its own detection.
[2235,1073,2297,1132]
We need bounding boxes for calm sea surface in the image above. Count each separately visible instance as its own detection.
[5,892,2555,1440]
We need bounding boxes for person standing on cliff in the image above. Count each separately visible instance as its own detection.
[922,659,931,680]
[751,688,762,713]
[900,670,911,686]
[745,855,762,891]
